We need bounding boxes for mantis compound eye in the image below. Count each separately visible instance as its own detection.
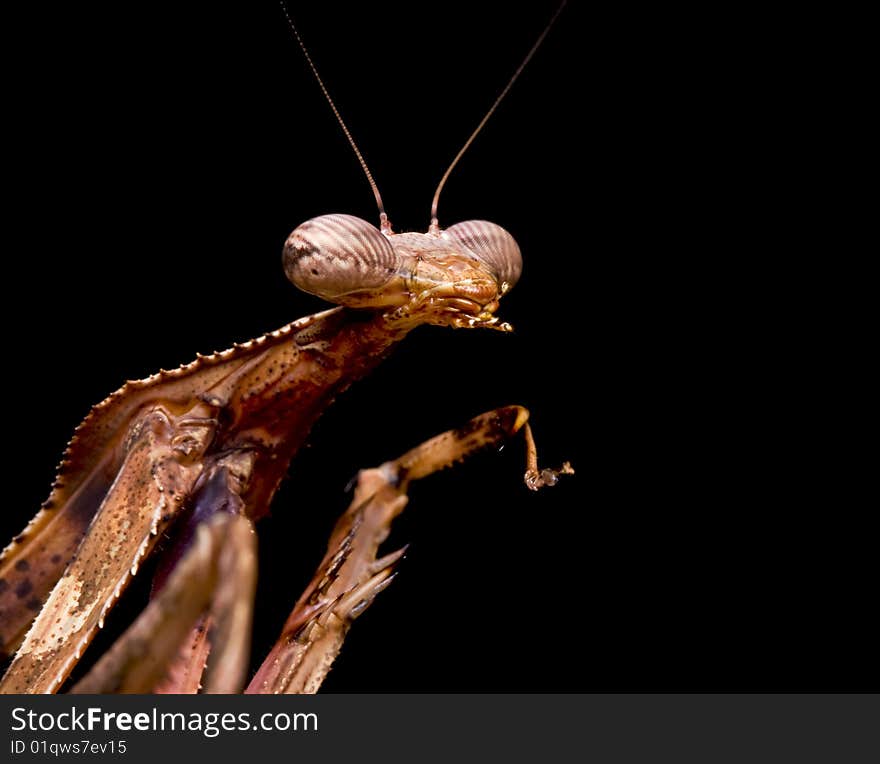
[443,220,522,292]
[284,214,402,304]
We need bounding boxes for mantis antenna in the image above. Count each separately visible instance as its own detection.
[279,2,392,234]
[281,1,566,237]
[428,1,567,234]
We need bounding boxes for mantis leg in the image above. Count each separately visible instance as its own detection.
[71,452,259,694]
[247,405,571,694]
[0,406,217,694]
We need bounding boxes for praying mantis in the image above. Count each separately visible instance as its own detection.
[0,3,575,692]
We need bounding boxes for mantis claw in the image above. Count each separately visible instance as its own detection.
[525,462,575,491]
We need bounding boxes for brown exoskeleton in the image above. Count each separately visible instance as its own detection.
[0,2,570,693]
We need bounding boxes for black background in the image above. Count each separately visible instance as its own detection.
[3,2,872,691]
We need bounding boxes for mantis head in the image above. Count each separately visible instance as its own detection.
[283,214,521,330]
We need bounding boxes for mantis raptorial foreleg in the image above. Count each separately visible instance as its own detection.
[247,405,572,694]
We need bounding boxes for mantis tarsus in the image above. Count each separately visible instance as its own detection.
[1,3,573,693]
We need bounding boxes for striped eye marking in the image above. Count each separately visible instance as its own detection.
[443,220,522,293]
[283,214,401,304]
